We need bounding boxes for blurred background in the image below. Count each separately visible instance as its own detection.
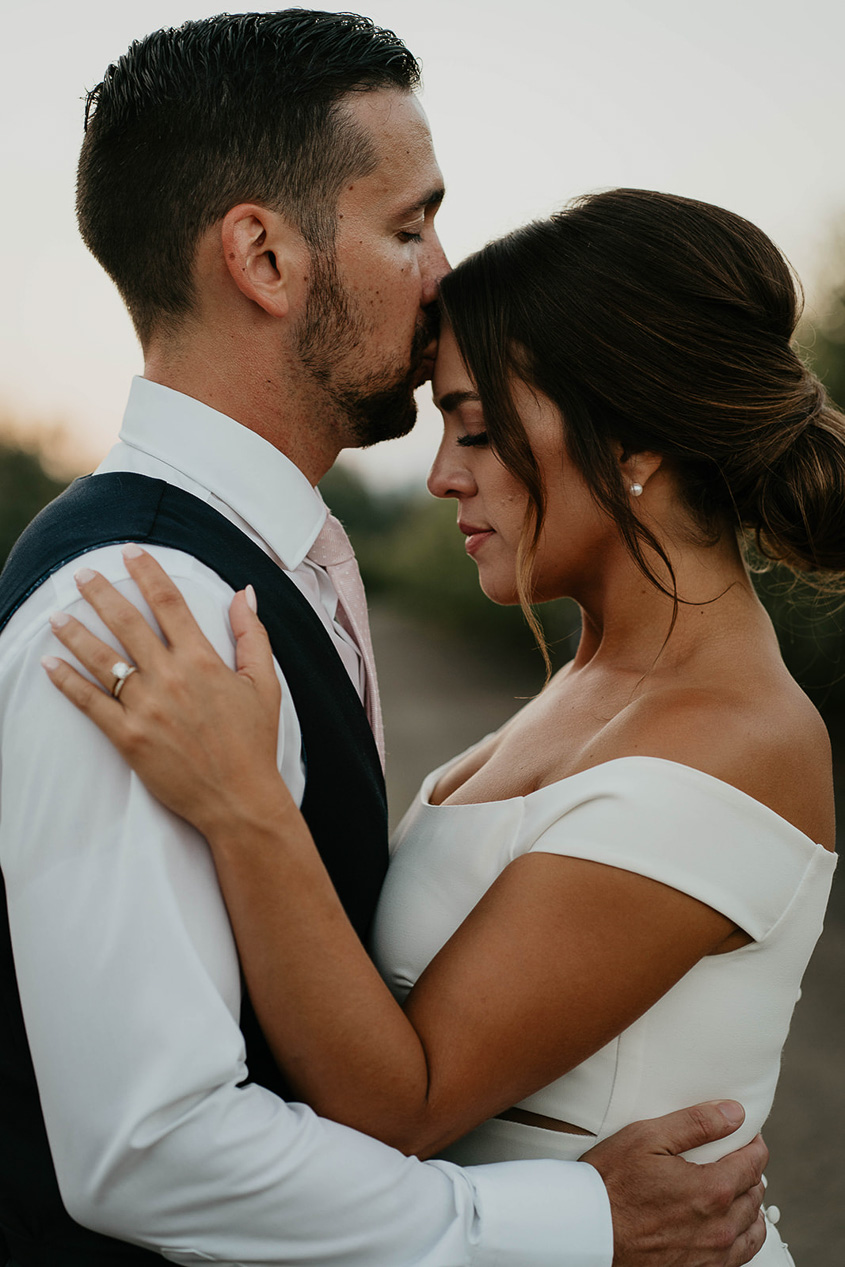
[2,0,843,1259]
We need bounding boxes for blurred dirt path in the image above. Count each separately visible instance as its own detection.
[371,603,844,1265]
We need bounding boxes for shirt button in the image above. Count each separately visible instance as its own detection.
[766,1205,781,1225]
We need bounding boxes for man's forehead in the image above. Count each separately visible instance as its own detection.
[342,85,431,140]
[341,87,443,204]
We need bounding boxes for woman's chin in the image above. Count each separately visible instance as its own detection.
[477,575,520,607]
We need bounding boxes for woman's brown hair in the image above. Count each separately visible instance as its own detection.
[438,189,845,659]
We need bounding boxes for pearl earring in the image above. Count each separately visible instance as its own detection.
[629,482,643,497]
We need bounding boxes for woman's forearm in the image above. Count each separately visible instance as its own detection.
[206,788,445,1155]
[205,780,736,1160]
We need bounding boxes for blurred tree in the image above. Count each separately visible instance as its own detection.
[772,257,845,712]
[319,463,407,541]
[802,277,845,411]
[0,440,68,569]
[750,563,845,713]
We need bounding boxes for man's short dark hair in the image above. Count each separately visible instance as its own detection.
[76,10,420,344]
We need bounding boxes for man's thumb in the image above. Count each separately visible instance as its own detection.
[644,1101,746,1156]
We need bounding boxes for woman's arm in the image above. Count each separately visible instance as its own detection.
[43,548,736,1158]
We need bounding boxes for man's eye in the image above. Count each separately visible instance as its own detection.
[398,230,423,243]
[457,431,489,448]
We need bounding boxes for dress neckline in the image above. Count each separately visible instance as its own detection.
[423,753,834,855]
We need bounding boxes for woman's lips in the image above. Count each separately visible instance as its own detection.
[462,527,494,556]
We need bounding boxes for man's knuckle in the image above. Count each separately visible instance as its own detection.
[728,1223,764,1267]
[715,1179,736,1215]
[714,1220,737,1253]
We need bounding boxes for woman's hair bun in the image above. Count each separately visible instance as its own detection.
[742,375,845,580]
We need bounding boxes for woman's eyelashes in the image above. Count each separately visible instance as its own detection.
[457,430,489,448]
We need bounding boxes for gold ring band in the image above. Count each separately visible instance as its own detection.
[110,661,137,700]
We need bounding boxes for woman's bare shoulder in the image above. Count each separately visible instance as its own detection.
[586,676,835,849]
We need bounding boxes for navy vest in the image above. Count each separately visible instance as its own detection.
[0,473,388,1265]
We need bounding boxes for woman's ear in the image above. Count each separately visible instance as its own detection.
[220,204,309,320]
[617,446,663,497]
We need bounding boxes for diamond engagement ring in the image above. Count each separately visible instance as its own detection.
[110,661,137,700]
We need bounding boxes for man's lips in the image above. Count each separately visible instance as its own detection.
[412,338,439,386]
[413,355,436,387]
[460,524,494,556]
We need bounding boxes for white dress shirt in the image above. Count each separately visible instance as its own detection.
[0,378,612,1267]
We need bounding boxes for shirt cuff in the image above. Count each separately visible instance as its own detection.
[441,1158,613,1267]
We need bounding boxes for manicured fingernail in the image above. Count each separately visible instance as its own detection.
[716,1101,745,1127]
[122,543,144,559]
[244,584,257,613]
[49,611,70,629]
[74,567,96,585]
[41,655,61,671]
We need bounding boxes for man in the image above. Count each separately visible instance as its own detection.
[0,12,766,1266]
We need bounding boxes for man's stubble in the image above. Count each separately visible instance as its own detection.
[295,248,439,449]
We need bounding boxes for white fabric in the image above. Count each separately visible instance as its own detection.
[0,377,612,1267]
[308,513,385,766]
[372,754,837,1265]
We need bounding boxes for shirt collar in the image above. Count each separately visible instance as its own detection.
[120,377,326,569]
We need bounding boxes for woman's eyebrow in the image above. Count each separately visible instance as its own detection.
[436,389,482,413]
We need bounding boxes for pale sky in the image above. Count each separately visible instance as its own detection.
[2,0,844,486]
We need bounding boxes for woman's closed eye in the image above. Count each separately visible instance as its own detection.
[457,430,489,448]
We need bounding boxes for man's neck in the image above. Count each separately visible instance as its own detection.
[143,346,342,486]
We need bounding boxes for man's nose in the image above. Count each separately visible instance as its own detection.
[421,233,451,308]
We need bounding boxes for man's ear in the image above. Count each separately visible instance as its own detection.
[220,204,308,319]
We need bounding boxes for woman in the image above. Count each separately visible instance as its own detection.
[43,190,839,1263]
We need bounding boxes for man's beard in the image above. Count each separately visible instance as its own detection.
[295,249,439,448]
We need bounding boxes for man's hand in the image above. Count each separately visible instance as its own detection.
[582,1101,768,1267]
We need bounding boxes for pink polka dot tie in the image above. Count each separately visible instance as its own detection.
[308,513,385,769]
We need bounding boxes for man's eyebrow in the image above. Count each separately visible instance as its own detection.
[398,186,445,219]
[436,389,481,413]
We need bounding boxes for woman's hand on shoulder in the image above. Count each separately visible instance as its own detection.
[42,545,288,841]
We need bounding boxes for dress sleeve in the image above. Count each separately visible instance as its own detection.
[522,757,822,940]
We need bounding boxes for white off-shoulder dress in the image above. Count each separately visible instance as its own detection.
[371,755,837,1265]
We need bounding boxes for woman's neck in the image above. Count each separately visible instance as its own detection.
[569,529,769,676]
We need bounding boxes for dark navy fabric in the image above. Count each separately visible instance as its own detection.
[0,473,389,1265]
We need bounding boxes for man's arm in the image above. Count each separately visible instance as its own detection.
[0,545,612,1266]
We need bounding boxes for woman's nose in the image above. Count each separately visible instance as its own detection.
[427,441,476,500]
